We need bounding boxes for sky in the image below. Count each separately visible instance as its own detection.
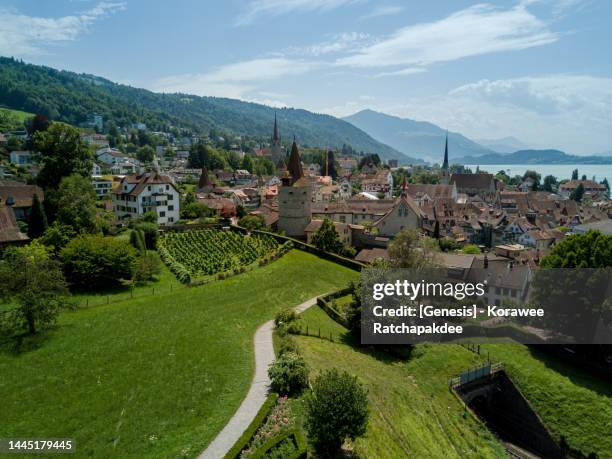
[0,0,611,154]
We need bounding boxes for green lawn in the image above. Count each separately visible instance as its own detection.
[481,344,612,457]
[295,306,612,458]
[0,250,357,458]
[295,307,504,458]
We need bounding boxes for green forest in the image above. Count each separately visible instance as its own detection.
[0,57,410,160]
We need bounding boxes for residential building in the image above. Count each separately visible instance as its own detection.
[559,180,608,200]
[304,219,355,246]
[92,163,102,176]
[92,176,114,198]
[9,150,38,166]
[0,205,28,248]
[0,181,44,220]
[112,172,180,225]
[450,173,496,197]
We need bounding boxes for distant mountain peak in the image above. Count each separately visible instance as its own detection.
[343,110,495,163]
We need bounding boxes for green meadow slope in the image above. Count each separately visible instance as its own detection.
[0,250,357,458]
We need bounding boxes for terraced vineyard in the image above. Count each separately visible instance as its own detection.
[158,229,284,282]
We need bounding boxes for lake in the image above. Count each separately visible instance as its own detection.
[466,164,612,184]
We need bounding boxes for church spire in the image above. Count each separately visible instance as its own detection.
[442,131,449,171]
[272,112,280,142]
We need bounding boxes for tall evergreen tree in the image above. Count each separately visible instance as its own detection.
[571,169,579,180]
[27,193,48,239]
[570,183,585,202]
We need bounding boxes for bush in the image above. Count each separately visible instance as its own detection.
[130,229,146,254]
[133,254,162,283]
[60,235,137,288]
[268,352,309,396]
[274,308,298,327]
[135,222,158,249]
[277,335,300,356]
[461,244,480,254]
[305,369,368,454]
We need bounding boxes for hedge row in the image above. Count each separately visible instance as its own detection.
[223,393,279,459]
[157,244,191,283]
[247,429,307,459]
[316,287,354,328]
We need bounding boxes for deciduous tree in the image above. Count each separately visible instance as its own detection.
[0,242,70,335]
[305,369,368,454]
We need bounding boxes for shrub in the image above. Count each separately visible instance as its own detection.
[274,308,298,327]
[130,228,146,254]
[305,369,369,454]
[133,254,162,283]
[268,352,309,396]
[60,235,137,288]
[277,335,300,356]
[135,222,158,249]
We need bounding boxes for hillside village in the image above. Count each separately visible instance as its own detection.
[2,113,610,265]
[1,108,611,459]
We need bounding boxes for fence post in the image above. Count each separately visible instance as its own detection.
[306,325,308,336]
[152,288,155,295]
[318,327,320,338]
[86,298,89,307]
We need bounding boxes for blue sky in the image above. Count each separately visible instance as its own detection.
[1,0,611,154]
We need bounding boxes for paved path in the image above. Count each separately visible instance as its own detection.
[199,296,320,459]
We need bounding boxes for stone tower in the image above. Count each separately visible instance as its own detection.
[278,138,312,238]
[270,113,282,163]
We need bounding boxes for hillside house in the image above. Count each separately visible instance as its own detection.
[9,150,38,166]
[112,172,180,225]
[0,181,44,220]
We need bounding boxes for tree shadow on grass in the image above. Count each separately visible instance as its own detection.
[527,345,612,398]
[0,326,59,356]
[337,331,415,365]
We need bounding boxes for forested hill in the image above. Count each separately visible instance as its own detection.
[0,57,414,161]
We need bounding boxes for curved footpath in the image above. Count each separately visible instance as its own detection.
[199,296,320,459]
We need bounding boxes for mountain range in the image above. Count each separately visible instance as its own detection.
[342,109,496,163]
[455,149,612,165]
[0,57,420,163]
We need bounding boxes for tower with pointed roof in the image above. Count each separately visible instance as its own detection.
[441,132,450,185]
[197,165,212,192]
[278,137,312,237]
[270,113,282,163]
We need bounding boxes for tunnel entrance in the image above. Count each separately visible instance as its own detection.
[452,365,563,458]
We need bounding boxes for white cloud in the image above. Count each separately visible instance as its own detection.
[337,3,558,68]
[150,57,319,99]
[0,2,126,56]
[285,32,372,57]
[359,5,404,20]
[376,75,612,154]
[236,0,361,26]
[373,67,427,78]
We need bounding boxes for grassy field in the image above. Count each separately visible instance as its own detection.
[295,306,505,458]
[0,250,357,458]
[295,306,612,458]
[481,344,612,457]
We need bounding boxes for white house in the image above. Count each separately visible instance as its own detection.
[9,151,38,166]
[96,147,132,165]
[111,160,140,175]
[92,176,114,198]
[112,172,180,225]
[92,163,102,176]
